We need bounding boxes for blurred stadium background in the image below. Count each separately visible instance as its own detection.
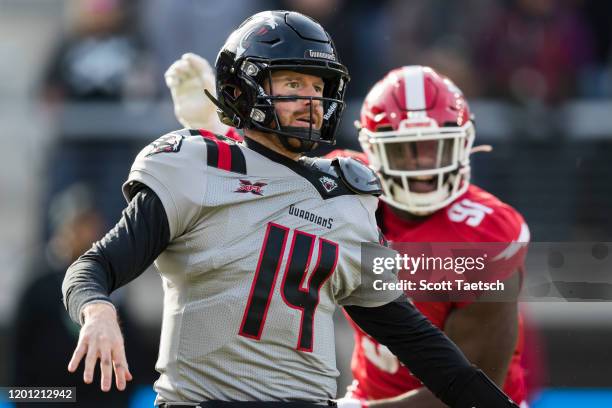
[1,0,611,406]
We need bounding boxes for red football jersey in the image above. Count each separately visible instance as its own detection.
[348,184,529,404]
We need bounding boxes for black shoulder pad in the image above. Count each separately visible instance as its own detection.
[302,157,339,178]
[332,157,382,196]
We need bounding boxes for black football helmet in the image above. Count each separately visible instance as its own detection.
[208,10,350,151]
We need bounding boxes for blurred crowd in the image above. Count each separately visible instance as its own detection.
[40,0,612,105]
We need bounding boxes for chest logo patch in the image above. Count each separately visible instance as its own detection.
[319,176,338,193]
[235,179,267,196]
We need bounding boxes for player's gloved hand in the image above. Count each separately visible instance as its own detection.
[336,396,367,408]
[68,302,133,392]
[336,381,368,408]
[164,52,228,133]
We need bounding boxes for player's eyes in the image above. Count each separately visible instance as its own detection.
[287,81,300,89]
[285,81,323,94]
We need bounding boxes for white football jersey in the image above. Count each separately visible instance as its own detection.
[122,129,399,404]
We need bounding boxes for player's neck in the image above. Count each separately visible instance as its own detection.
[244,129,302,161]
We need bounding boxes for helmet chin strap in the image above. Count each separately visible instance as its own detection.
[389,180,450,216]
[278,126,321,153]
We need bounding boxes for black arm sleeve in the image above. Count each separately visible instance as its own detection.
[344,299,518,408]
[62,185,170,324]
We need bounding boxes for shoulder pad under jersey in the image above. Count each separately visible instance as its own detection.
[332,157,382,196]
[303,157,339,177]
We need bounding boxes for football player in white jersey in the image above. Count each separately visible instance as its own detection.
[63,10,518,408]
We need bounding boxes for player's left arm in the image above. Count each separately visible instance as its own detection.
[442,204,526,385]
[357,210,527,408]
[444,278,520,385]
[353,274,521,408]
[344,299,519,408]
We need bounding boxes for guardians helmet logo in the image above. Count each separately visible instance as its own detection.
[306,50,336,61]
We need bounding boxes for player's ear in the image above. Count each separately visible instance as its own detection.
[233,88,242,98]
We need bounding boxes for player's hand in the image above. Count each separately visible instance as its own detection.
[336,381,368,408]
[336,396,368,408]
[68,302,133,392]
[164,52,227,133]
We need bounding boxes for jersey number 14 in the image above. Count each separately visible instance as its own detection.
[239,222,339,352]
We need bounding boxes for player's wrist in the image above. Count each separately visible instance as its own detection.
[80,301,117,324]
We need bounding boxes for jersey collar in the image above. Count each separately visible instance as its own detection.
[243,136,302,171]
[244,137,354,199]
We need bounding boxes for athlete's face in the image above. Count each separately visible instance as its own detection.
[385,139,453,193]
[386,140,440,170]
[266,70,324,130]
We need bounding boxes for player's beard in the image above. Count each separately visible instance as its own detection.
[277,132,319,153]
[277,109,323,152]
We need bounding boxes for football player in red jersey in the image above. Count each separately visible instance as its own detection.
[332,66,530,408]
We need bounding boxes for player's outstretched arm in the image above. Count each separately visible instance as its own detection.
[444,275,521,385]
[68,302,133,391]
[165,52,228,133]
[344,299,519,408]
[62,185,170,391]
[346,277,522,408]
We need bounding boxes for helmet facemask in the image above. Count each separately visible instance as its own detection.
[360,118,475,215]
